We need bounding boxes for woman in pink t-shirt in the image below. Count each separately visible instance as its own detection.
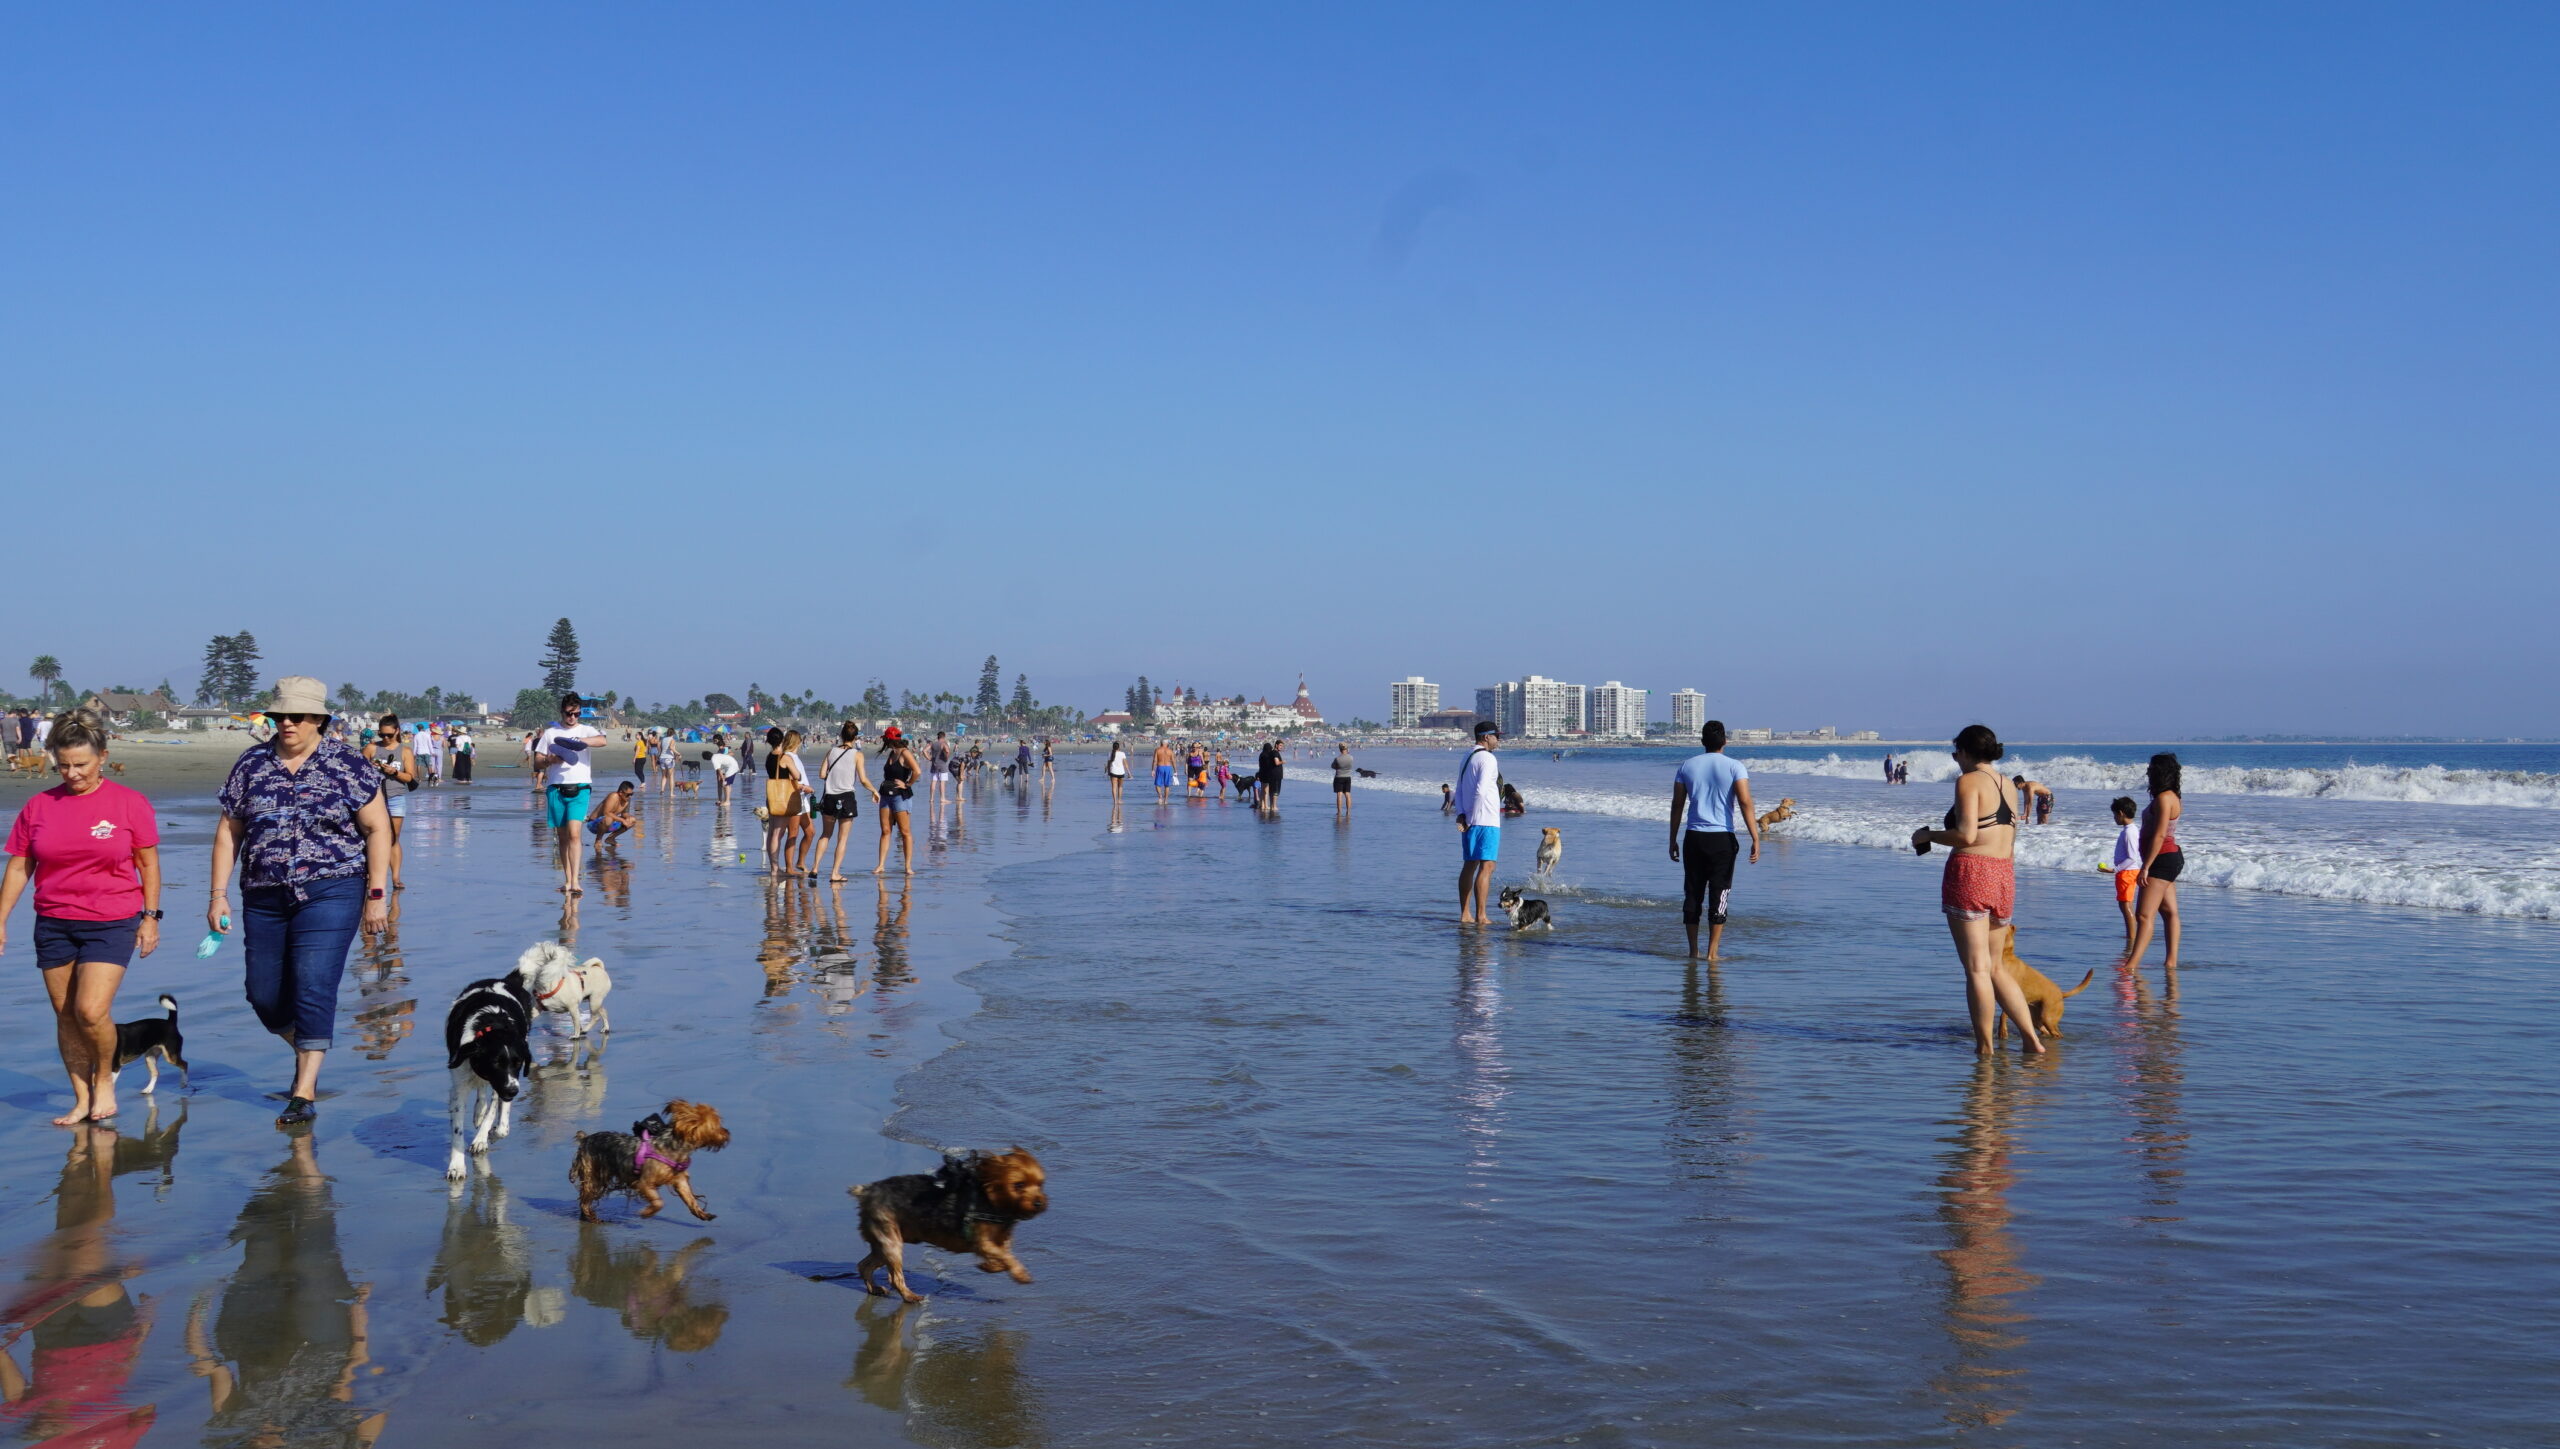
[0,713,163,1125]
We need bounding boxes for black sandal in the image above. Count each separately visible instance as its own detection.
[276,1096,316,1126]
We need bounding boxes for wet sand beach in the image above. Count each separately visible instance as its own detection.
[0,754,2552,1446]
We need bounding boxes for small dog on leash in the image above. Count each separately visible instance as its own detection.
[1534,827,1563,878]
[1497,886,1553,930]
[847,1149,1049,1303]
[1993,926,2095,1040]
[446,973,536,1180]
[112,994,189,1094]
[516,942,613,1039]
[1756,797,1797,828]
[572,1100,730,1222]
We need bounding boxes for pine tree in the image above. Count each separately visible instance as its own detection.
[226,632,263,705]
[860,679,893,715]
[195,636,230,705]
[539,619,581,693]
[1010,673,1033,716]
[975,656,1002,716]
[1133,675,1153,723]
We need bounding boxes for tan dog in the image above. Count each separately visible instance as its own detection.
[1992,926,2093,1040]
[1534,827,1562,878]
[675,779,700,795]
[1756,797,1796,828]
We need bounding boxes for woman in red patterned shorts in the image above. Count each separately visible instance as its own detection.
[1911,724,2045,1055]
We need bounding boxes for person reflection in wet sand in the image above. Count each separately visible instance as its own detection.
[847,1297,1042,1446]
[0,1113,181,1447]
[186,1131,388,1449]
[1930,1060,2041,1430]
[1664,962,1751,1184]
[588,852,632,911]
[758,878,813,999]
[2117,963,2188,1221]
[568,1229,725,1353]
[349,899,414,1063]
[1451,930,1507,1203]
[427,1174,562,1348]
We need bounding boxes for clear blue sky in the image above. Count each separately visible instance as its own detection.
[7,4,2554,737]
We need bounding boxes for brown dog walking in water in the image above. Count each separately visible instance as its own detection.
[1992,927,2094,1041]
[848,1149,1048,1303]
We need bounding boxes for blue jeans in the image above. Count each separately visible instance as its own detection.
[241,875,365,1051]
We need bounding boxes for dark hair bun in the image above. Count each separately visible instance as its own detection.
[1952,723,2004,763]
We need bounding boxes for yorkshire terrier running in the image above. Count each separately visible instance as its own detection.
[570,1100,731,1223]
[848,1149,1048,1303]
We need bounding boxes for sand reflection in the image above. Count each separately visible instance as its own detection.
[2117,964,2187,1220]
[186,1131,389,1449]
[568,1229,726,1353]
[427,1174,562,1347]
[1666,962,1752,1184]
[0,1111,179,1446]
[846,1298,1042,1447]
[1930,1059,2043,1430]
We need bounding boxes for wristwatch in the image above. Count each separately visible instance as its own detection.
[144,909,164,921]
[367,887,387,901]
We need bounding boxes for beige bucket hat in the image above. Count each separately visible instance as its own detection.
[270,676,332,716]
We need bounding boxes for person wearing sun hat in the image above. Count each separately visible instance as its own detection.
[206,675,394,1126]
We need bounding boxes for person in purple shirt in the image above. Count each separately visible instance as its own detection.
[206,676,393,1127]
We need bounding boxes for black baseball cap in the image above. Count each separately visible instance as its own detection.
[1474,721,1500,738]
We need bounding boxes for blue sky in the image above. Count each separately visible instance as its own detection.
[6,4,2554,737]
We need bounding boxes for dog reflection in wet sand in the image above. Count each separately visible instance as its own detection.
[570,1101,730,1222]
[571,1229,727,1353]
[848,1150,1047,1303]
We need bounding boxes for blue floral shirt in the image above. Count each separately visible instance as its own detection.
[217,738,382,889]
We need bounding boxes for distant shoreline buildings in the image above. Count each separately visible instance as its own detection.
[1393,675,1876,743]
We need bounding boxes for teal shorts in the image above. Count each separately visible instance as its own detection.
[546,784,592,827]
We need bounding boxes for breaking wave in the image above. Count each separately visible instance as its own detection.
[1736,753,2560,810]
[1352,772,2560,920]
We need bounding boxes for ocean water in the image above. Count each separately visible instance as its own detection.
[0,752,2552,1447]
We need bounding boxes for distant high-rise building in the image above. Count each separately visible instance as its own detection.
[1477,683,1521,737]
[1518,675,1577,738]
[1390,677,1440,729]
[1563,683,1587,734]
[1670,689,1707,734]
[1587,682,1649,739]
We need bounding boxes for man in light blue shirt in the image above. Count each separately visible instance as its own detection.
[1669,720,1760,960]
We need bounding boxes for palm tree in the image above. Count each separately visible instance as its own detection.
[28,655,63,702]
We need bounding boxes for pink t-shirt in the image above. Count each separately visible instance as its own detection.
[4,779,159,921]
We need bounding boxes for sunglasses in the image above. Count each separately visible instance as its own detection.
[275,713,327,725]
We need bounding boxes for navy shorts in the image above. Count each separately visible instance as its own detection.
[34,914,142,970]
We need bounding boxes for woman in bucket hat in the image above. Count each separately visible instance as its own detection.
[206,676,394,1126]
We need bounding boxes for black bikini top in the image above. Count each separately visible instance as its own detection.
[1944,775,2017,832]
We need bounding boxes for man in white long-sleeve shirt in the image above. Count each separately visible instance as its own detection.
[1453,720,1504,923]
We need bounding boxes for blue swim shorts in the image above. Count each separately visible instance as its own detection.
[1153,765,1175,788]
[546,784,592,828]
[1463,825,1501,862]
[34,914,142,970]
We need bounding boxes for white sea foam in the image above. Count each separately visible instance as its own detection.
[1737,752,2560,810]
[1354,770,2560,920]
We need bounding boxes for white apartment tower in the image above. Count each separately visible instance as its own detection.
[1586,682,1649,739]
[1670,689,1707,734]
[1389,677,1440,729]
[1517,675,1578,738]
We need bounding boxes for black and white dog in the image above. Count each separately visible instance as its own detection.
[446,972,536,1181]
[112,994,189,1094]
[1496,886,1554,930]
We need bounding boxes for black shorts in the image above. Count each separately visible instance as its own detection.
[1333,776,1352,793]
[1261,775,1282,799]
[818,790,862,819]
[2149,849,2184,883]
[1681,831,1740,926]
[35,914,142,970]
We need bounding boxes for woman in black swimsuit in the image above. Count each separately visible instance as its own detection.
[873,729,920,877]
[2126,753,2185,972]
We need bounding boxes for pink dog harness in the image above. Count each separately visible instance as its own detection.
[635,1131,689,1174]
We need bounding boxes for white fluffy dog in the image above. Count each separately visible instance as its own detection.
[515,942,614,1039]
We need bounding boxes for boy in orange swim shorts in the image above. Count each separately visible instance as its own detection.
[2108,796,2142,952]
